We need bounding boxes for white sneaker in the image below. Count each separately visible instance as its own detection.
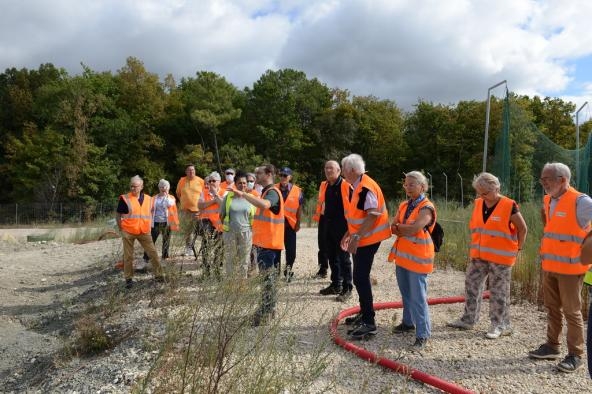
[485,325,513,339]
[184,247,194,257]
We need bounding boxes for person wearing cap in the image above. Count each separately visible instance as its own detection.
[221,168,237,191]
[231,164,284,325]
[116,175,165,289]
[198,171,227,278]
[175,164,205,257]
[276,166,304,282]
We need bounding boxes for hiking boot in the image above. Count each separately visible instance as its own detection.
[446,318,474,330]
[410,337,428,351]
[335,288,352,302]
[528,343,561,360]
[557,354,584,373]
[314,269,328,279]
[125,278,133,289]
[348,322,377,340]
[344,313,362,326]
[392,322,416,334]
[485,325,513,339]
[319,285,342,295]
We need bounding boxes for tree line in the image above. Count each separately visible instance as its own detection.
[1,56,590,206]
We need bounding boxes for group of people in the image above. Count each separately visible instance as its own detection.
[115,157,592,374]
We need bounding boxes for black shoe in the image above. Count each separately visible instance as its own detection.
[252,311,276,327]
[557,354,584,373]
[284,268,294,283]
[528,343,561,360]
[320,285,342,295]
[411,337,428,351]
[348,322,377,340]
[154,276,165,283]
[314,270,328,279]
[344,313,362,326]
[125,278,133,289]
[335,288,353,302]
[392,322,416,334]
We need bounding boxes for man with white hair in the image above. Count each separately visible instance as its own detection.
[528,162,592,373]
[116,175,164,289]
[340,154,391,339]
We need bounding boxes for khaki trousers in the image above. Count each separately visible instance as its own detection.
[122,231,162,280]
[543,270,585,356]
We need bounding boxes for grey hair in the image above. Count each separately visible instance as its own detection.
[405,171,429,190]
[472,172,501,193]
[246,172,256,180]
[341,154,365,174]
[542,162,571,182]
[158,179,170,190]
[208,171,221,181]
[130,175,143,185]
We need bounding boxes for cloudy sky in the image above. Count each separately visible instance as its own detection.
[2,0,592,115]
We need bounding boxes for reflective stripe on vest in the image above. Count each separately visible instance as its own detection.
[150,195,179,231]
[540,187,591,275]
[223,192,255,232]
[252,186,285,250]
[312,181,328,222]
[345,174,391,247]
[469,196,518,266]
[388,197,435,274]
[276,183,302,230]
[121,193,152,235]
[201,192,223,231]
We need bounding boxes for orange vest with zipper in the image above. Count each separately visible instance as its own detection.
[312,181,328,222]
[200,191,223,232]
[540,187,591,274]
[150,195,180,231]
[469,196,518,266]
[388,197,436,274]
[253,186,285,250]
[120,193,152,235]
[345,174,391,247]
[276,183,302,230]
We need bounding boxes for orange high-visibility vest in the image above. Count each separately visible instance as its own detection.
[469,196,518,266]
[200,191,223,231]
[313,181,328,222]
[345,174,391,247]
[176,176,204,212]
[540,187,591,274]
[220,181,237,191]
[120,193,152,235]
[276,183,302,230]
[388,197,436,274]
[150,195,180,231]
[253,186,285,250]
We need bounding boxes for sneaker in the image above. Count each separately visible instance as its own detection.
[528,343,561,360]
[319,285,342,295]
[335,288,352,302]
[485,325,513,339]
[446,318,474,330]
[344,313,362,326]
[184,247,194,257]
[392,322,416,334]
[348,322,377,340]
[410,337,428,351]
[125,278,133,289]
[284,268,294,283]
[557,354,584,373]
[314,269,328,279]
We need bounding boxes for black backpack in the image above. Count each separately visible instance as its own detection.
[429,222,444,252]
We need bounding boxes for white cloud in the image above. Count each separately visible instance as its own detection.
[1,0,591,110]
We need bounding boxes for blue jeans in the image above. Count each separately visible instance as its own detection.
[396,265,431,339]
[257,247,280,315]
[352,242,381,325]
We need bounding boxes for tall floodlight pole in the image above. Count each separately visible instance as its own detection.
[457,173,464,208]
[443,172,448,208]
[575,101,588,188]
[483,80,507,172]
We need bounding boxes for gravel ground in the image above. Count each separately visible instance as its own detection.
[0,227,589,393]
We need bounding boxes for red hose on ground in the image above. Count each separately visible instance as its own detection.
[330,292,490,394]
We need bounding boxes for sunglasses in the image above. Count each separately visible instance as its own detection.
[208,179,218,183]
[225,172,234,175]
[280,174,289,177]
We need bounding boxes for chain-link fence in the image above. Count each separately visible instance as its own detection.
[0,202,117,226]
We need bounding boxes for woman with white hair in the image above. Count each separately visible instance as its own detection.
[448,172,527,340]
[389,171,436,350]
[143,179,179,262]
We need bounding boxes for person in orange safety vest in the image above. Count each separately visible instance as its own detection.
[198,171,226,278]
[276,167,304,282]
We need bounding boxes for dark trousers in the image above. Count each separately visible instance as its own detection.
[258,247,280,315]
[326,220,351,289]
[317,216,329,272]
[278,223,297,270]
[352,242,381,325]
[200,219,222,276]
[143,222,171,261]
[588,299,591,379]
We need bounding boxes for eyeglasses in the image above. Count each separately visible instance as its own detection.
[225,172,234,175]
[280,174,289,177]
[208,179,218,183]
[539,176,563,184]
[130,184,142,189]
[403,183,418,188]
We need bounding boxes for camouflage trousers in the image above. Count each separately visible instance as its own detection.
[459,258,512,329]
